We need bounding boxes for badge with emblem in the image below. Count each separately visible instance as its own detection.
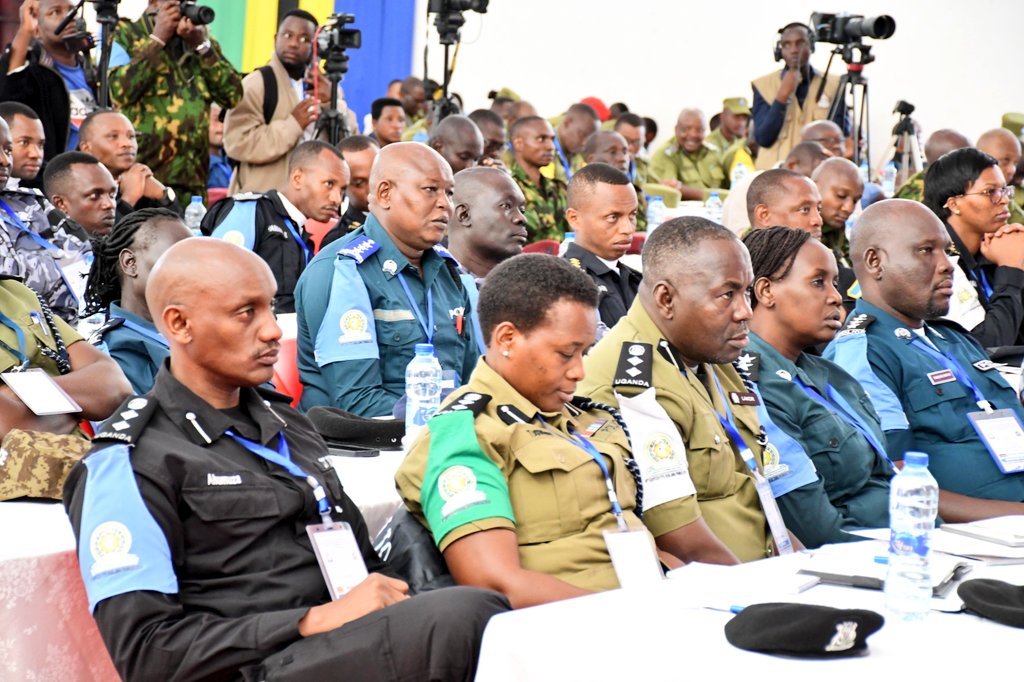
[761,442,790,481]
[973,360,996,372]
[382,259,398,276]
[569,258,582,269]
[776,369,792,381]
[221,230,246,247]
[338,309,372,344]
[89,521,140,577]
[894,328,912,340]
[438,465,488,519]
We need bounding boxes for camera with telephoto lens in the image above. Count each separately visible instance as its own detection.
[810,12,895,44]
[180,1,215,26]
[317,13,362,54]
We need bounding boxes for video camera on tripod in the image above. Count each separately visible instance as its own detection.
[313,13,362,146]
[426,0,488,123]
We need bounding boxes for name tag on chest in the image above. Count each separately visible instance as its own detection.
[927,369,956,385]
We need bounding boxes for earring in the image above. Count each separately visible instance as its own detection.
[502,349,510,358]
[953,209,961,215]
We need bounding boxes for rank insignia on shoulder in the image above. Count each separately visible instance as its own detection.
[569,257,582,269]
[433,244,457,261]
[836,313,875,338]
[92,396,158,445]
[338,236,380,264]
[230,191,262,201]
[436,392,491,417]
[613,342,653,389]
[497,403,532,425]
[735,351,760,380]
[973,359,997,372]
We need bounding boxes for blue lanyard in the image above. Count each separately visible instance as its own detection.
[792,375,890,462]
[976,269,994,299]
[628,159,636,183]
[0,198,59,252]
[553,137,572,180]
[112,316,169,348]
[282,218,311,266]
[225,429,332,524]
[706,369,760,473]
[540,417,628,530]
[908,332,992,411]
[396,272,434,343]
[0,310,29,369]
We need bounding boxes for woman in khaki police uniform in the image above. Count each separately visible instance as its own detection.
[396,254,718,609]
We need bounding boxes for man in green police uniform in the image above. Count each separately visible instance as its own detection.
[977,128,1024,224]
[508,116,567,242]
[649,108,729,201]
[614,113,652,185]
[295,142,478,418]
[581,217,799,561]
[707,98,752,177]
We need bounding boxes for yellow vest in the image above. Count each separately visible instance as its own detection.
[751,70,841,170]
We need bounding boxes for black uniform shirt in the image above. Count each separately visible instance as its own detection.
[563,241,642,330]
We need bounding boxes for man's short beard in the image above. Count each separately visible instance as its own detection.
[923,297,951,321]
[280,56,307,80]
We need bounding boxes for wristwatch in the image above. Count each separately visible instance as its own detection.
[159,187,177,207]
[195,40,212,56]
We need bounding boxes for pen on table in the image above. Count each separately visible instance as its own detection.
[874,555,888,565]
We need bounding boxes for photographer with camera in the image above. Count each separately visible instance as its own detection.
[108,0,241,207]
[0,0,98,159]
[751,21,843,170]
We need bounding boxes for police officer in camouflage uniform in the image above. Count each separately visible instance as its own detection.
[108,0,242,207]
[649,108,729,201]
[508,116,567,243]
[893,129,970,202]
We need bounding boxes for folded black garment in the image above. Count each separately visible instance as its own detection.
[958,578,1024,628]
[307,406,404,449]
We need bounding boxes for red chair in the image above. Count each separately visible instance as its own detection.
[272,337,302,407]
[305,219,335,253]
[206,187,229,208]
[523,239,560,255]
[628,232,646,255]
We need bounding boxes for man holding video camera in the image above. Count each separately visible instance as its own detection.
[109,0,242,207]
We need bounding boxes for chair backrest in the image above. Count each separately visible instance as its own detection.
[523,239,560,255]
[271,337,302,407]
[207,187,229,208]
[304,219,334,253]
[628,232,646,255]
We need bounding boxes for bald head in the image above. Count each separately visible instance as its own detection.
[369,142,454,255]
[814,158,864,229]
[849,199,942,273]
[924,129,970,165]
[785,141,830,177]
[582,130,630,173]
[800,120,844,157]
[977,127,1022,186]
[812,157,860,184]
[428,115,484,174]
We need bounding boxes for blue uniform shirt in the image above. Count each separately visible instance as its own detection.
[746,332,893,548]
[295,214,479,417]
[101,302,169,395]
[826,299,1024,502]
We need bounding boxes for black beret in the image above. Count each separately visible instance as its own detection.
[725,603,885,657]
[957,579,1024,628]
[306,406,404,449]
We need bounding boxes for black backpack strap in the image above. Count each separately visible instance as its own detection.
[258,65,277,125]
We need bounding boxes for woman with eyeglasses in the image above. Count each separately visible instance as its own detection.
[923,147,1024,348]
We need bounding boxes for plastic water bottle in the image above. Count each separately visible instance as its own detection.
[858,160,870,184]
[558,231,575,256]
[184,196,207,235]
[404,343,443,443]
[645,195,666,232]
[705,191,723,224]
[884,451,939,620]
[730,161,749,187]
[881,162,898,198]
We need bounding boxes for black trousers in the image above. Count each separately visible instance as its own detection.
[244,587,509,682]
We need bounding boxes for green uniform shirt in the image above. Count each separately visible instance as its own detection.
[579,301,771,561]
[397,359,662,592]
[0,278,82,375]
[745,333,893,549]
[648,140,729,199]
[509,160,567,242]
[894,169,925,202]
[705,128,750,179]
[110,14,242,200]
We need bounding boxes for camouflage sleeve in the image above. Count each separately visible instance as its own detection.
[108,20,166,109]
[197,41,243,110]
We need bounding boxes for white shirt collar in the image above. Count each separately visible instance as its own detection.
[277,192,307,227]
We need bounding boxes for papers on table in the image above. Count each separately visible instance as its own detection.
[852,525,1024,564]
[940,515,1024,548]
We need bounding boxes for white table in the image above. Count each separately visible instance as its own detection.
[475,540,1024,681]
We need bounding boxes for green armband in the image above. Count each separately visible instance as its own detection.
[421,410,515,545]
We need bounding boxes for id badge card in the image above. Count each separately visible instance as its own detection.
[752,470,794,555]
[1,367,82,415]
[967,409,1024,474]
[603,529,663,589]
[306,522,369,600]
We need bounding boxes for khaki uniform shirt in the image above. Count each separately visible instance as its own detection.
[0,277,82,375]
[578,301,771,561]
[648,141,729,200]
[396,360,693,591]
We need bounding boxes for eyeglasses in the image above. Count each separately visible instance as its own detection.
[959,185,1015,204]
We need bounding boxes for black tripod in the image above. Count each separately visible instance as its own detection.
[315,52,351,147]
[818,42,875,168]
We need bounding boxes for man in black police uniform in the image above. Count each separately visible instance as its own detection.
[562,163,641,334]
[63,238,508,682]
[201,140,347,313]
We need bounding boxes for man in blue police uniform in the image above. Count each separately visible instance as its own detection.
[63,238,507,682]
[201,140,347,313]
[295,142,479,417]
[826,199,1024,520]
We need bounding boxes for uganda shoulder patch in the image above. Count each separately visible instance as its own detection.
[835,313,875,339]
[92,396,159,446]
[435,392,491,418]
[613,342,653,389]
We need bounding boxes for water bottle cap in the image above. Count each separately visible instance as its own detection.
[709,191,720,198]
[904,451,929,467]
[414,343,435,355]
[652,196,664,203]
[190,196,202,204]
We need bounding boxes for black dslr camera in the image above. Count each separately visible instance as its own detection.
[180,1,215,26]
[317,13,362,55]
[810,12,895,44]
[428,0,488,45]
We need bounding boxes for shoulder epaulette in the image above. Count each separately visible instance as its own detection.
[230,191,264,202]
[88,316,125,345]
[433,244,458,262]
[735,351,760,381]
[496,403,532,425]
[435,391,491,417]
[92,395,159,446]
[7,186,43,197]
[835,313,875,339]
[337,235,380,264]
[612,342,653,389]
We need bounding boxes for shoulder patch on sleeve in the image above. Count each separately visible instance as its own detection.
[314,259,378,366]
[209,199,258,250]
[77,444,178,612]
[825,325,910,432]
[835,313,875,338]
[337,235,381,264]
[613,342,653,389]
[750,385,819,497]
[735,351,760,381]
[435,391,491,417]
[92,396,159,445]
[432,244,458,262]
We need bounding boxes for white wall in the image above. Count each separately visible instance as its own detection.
[412,0,1024,168]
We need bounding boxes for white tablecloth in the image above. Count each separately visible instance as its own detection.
[475,540,1024,681]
